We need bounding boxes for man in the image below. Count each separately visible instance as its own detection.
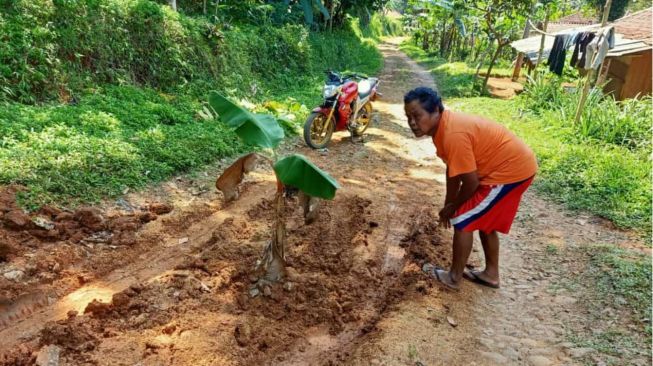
[404,87,537,290]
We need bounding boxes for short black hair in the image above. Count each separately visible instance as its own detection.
[403,87,444,114]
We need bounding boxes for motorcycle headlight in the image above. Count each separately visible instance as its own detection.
[323,85,338,98]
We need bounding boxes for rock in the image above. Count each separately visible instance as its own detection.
[33,216,55,230]
[3,269,25,281]
[479,351,508,363]
[149,202,173,215]
[249,287,260,298]
[35,344,61,366]
[4,210,32,230]
[283,282,294,292]
[527,355,553,366]
[178,237,189,245]
[568,347,595,359]
[446,316,457,327]
[74,207,105,231]
[263,286,272,297]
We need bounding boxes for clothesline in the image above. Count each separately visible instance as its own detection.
[526,19,556,37]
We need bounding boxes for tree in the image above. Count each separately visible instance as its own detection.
[209,92,339,292]
[466,0,532,91]
[588,0,629,21]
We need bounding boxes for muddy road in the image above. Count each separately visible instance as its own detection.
[0,39,648,366]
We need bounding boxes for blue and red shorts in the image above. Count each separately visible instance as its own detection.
[450,176,534,234]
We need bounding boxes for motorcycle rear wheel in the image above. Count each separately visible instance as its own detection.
[304,112,335,149]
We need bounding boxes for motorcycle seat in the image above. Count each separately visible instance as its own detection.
[357,78,378,100]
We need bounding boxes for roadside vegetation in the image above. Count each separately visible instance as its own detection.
[0,0,401,208]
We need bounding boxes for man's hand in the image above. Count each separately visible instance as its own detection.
[438,203,456,228]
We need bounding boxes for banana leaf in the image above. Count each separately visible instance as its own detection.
[273,154,339,200]
[209,91,284,149]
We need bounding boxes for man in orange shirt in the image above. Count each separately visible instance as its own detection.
[404,87,537,290]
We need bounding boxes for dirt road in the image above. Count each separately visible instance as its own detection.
[0,39,647,366]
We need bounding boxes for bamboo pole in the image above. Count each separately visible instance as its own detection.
[573,0,612,125]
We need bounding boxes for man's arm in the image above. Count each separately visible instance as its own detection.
[444,167,461,206]
[439,171,479,227]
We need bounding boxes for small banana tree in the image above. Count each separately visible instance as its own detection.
[209,92,339,289]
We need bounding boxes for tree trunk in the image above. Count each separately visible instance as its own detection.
[474,38,493,83]
[168,0,177,11]
[483,42,506,91]
[203,0,206,15]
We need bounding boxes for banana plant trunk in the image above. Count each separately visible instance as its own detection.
[263,183,287,282]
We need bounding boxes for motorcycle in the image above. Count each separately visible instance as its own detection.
[303,70,380,149]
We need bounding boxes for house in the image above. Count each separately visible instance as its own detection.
[602,8,652,100]
[509,8,653,100]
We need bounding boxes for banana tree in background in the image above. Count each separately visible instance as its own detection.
[209,92,339,293]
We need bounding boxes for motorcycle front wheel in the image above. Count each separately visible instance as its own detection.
[304,112,335,149]
[352,102,373,137]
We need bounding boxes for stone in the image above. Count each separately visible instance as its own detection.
[527,355,553,366]
[36,345,61,366]
[479,351,508,364]
[479,338,494,349]
[3,269,24,281]
[568,347,595,359]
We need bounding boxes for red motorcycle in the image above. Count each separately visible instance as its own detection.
[303,71,379,149]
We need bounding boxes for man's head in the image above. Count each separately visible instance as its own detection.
[403,87,444,138]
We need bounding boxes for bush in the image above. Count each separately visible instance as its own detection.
[521,72,653,151]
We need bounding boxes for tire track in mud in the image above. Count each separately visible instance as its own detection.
[0,182,274,353]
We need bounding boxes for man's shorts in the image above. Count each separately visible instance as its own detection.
[450,176,534,234]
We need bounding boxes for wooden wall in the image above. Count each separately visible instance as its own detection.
[605,50,652,100]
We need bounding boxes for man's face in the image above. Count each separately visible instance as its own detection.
[404,100,439,138]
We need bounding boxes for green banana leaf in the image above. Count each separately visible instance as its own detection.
[273,154,339,200]
[209,91,284,149]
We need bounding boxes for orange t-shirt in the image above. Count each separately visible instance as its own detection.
[432,109,538,185]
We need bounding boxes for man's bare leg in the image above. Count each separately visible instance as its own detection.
[475,231,500,286]
[423,229,474,289]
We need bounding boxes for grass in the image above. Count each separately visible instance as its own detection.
[0,4,384,209]
[566,245,652,363]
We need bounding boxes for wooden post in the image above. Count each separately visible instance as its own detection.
[573,0,612,125]
[512,7,534,81]
[535,9,550,70]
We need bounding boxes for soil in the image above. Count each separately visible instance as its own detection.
[0,38,648,366]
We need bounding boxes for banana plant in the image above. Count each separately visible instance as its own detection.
[209,91,339,292]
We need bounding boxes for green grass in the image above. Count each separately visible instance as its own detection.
[566,245,652,363]
[0,1,383,209]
